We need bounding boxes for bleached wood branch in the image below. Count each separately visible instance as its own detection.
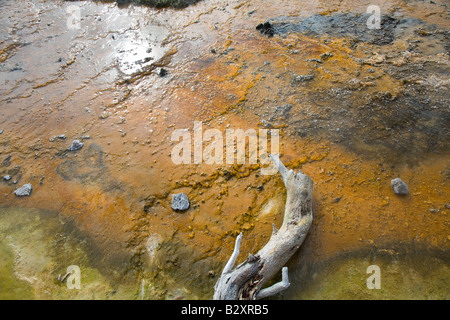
[222,232,242,275]
[255,267,290,299]
[213,154,314,300]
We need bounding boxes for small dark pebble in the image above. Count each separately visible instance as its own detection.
[256,21,275,37]
[159,68,168,77]
[390,178,409,195]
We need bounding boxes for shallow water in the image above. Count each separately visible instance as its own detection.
[0,207,140,299]
[287,246,449,300]
[0,0,449,299]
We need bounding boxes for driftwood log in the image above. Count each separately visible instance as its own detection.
[214,154,313,300]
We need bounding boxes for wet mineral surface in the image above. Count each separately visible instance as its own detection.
[0,0,449,299]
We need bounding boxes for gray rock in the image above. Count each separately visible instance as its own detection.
[391,178,409,195]
[171,193,190,211]
[69,140,84,151]
[14,183,33,197]
[50,134,66,142]
[3,175,11,181]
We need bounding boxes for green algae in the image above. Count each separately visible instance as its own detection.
[0,241,34,300]
[0,207,139,300]
[285,247,450,300]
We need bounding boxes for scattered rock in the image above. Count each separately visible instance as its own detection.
[3,175,11,181]
[50,134,67,142]
[10,63,22,72]
[256,21,275,37]
[390,178,409,195]
[275,104,292,116]
[292,74,315,83]
[308,58,322,64]
[116,0,202,9]
[171,193,190,211]
[319,52,333,60]
[69,140,84,152]
[222,169,232,181]
[14,183,33,197]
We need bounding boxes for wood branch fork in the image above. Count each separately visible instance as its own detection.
[214,154,314,300]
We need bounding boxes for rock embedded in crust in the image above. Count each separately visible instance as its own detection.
[14,183,33,197]
[171,193,190,211]
[390,178,409,195]
[256,21,275,37]
[69,140,84,151]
